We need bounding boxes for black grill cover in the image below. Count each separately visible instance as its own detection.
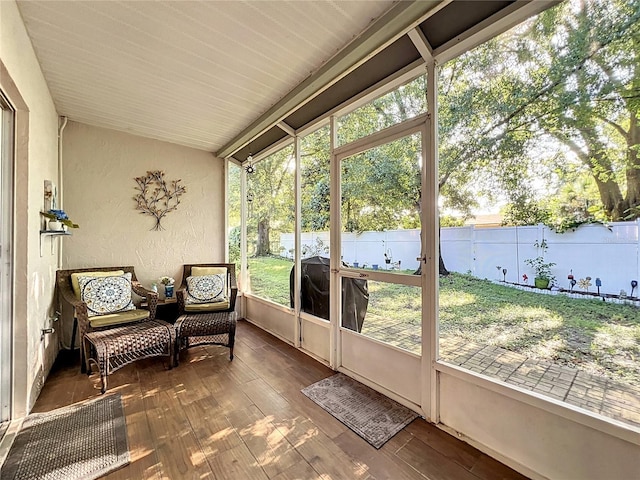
[290,256,369,332]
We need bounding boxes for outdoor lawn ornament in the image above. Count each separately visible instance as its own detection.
[595,277,602,296]
[496,266,502,281]
[384,248,393,265]
[502,268,507,282]
[631,280,638,298]
[570,278,577,292]
[522,273,528,284]
[247,191,254,203]
[578,277,592,291]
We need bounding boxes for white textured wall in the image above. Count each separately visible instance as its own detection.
[440,373,640,480]
[62,121,225,287]
[1,0,61,415]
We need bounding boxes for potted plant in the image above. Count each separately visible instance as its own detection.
[525,239,556,289]
[40,209,79,231]
[159,276,175,298]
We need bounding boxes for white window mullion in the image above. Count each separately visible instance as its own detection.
[240,164,248,300]
[329,115,341,370]
[423,59,439,423]
[293,135,302,347]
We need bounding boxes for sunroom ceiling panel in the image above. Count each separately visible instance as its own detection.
[419,0,514,49]
[284,35,421,130]
[16,0,395,152]
[233,126,289,164]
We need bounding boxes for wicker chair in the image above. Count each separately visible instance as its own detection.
[56,266,175,392]
[175,263,238,364]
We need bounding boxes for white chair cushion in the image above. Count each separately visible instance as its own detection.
[185,274,227,304]
[77,273,136,317]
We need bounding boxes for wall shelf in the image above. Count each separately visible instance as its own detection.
[40,230,71,256]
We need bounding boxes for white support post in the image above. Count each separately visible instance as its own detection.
[224,159,229,263]
[278,121,296,137]
[408,27,434,63]
[240,163,248,310]
[294,135,302,348]
[637,219,640,292]
[423,58,439,423]
[329,115,341,370]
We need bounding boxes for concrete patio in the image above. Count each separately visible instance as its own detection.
[361,315,640,428]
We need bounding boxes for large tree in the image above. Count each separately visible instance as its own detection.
[530,0,640,221]
[246,146,295,256]
[252,0,640,272]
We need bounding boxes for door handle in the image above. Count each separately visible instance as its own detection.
[416,255,427,264]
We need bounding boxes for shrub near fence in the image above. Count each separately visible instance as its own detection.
[280,220,640,297]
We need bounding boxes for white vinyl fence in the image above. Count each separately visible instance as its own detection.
[280,220,640,296]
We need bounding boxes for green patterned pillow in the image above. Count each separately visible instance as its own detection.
[185,274,226,304]
[77,273,136,317]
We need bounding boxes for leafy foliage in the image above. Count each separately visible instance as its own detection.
[246,146,295,256]
[440,0,640,223]
[243,0,639,274]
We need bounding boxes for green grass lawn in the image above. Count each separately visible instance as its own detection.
[248,256,293,306]
[247,255,640,385]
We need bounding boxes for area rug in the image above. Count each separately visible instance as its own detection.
[1,394,129,480]
[301,373,418,448]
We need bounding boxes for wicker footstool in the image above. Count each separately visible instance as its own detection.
[83,319,176,393]
[174,311,237,365]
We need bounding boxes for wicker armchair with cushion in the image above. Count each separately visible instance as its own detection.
[56,266,175,392]
[175,263,238,364]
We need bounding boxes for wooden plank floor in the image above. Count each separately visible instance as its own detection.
[33,320,529,480]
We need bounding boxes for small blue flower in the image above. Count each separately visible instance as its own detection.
[48,209,69,220]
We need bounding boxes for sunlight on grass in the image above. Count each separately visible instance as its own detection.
[248,256,293,306]
[496,305,563,329]
[594,324,639,351]
[245,257,640,384]
[532,337,567,359]
[367,281,421,325]
[439,290,477,307]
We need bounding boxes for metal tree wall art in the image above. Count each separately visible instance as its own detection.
[133,171,186,230]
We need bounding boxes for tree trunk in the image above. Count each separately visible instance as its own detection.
[413,222,450,276]
[592,173,628,220]
[624,111,640,218]
[555,129,627,220]
[412,251,450,276]
[256,218,270,256]
[439,247,450,276]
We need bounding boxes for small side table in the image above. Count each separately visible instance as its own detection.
[142,298,178,323]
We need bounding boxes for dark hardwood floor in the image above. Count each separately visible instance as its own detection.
[33,320,529,480]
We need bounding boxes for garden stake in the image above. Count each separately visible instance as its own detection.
[632,280,638,298]
[595,277,601,296]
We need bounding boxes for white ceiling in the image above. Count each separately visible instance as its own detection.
[17,0,395,153]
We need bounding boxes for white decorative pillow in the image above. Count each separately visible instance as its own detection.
[77,273,136,317]
[185,274,226,304]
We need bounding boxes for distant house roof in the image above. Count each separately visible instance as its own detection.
[464,214,503,228]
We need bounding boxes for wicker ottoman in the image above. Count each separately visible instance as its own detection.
[174,311,237,364]
[83,319,176,393]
